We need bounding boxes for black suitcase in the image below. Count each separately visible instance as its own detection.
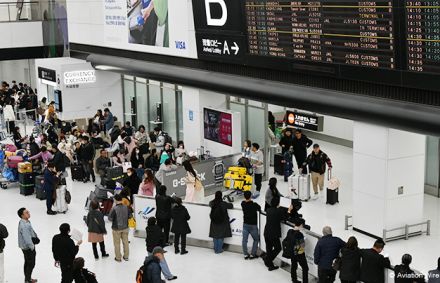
[19,173,34,185]
[274,153,284,175]
[35,175,46,200]
[94,185,114,200]
[326,188,339,205]
[106,166,123,180]
[20,183,35,196]
[71,164,84,181]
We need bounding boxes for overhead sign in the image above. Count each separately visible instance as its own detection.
[285,110,324,132]
[192,0,246,62]
[38,67,56,82]
[63,70,96,85]
[196,33,245,62]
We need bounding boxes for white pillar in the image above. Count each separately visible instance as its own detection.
[352,122,426,239]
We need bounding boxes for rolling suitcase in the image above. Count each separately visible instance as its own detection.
[20,183,35,196]
[100,199,114,215]
[106,166,123,180]
[54,185,68,213]
[35,175,46,200]
[288,173,311,201]
[326,170,340,205]
[71,164,84,181]
[94,184,114,200]
[19,172,34,184]
[274,153,284,175]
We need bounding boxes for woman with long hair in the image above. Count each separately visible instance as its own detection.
[139,169,156,196]
[264,177,282,211]
[209,191,233,254]
[340,236,361,283]
[182,160,204,203]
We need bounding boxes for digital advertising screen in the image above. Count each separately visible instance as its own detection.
[203,108,233,146]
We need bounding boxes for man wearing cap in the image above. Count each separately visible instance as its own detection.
[302,144,332,200]
[143,246,177,282]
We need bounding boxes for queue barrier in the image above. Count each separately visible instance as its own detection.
[133,195,426,282]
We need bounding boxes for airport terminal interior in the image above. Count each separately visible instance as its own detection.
[1,0,440,282]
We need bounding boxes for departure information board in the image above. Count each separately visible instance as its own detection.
[406,0,440,73]
[245,1,395,69]
[192,0,440,91]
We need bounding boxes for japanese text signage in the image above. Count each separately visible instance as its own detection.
[38,67,56,82]
[285,110,324,132]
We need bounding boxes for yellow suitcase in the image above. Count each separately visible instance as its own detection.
[18,162,32,173]
[224,167,253,192]
[5,151,16,157]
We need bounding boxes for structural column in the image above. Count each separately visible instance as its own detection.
[352,122,426,239]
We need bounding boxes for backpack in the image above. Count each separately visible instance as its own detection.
[161,132,172,145]
[282,230,294,259]
[210,203,225,224]
[136,261,154,283]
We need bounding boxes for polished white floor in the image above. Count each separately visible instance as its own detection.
[1,139,439,283]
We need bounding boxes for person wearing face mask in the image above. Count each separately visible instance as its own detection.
[175,141,186,165]
[130,147,144,178]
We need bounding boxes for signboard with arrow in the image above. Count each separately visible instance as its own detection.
[196,33,245,62]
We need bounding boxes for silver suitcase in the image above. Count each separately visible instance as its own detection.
[288,174,311,201]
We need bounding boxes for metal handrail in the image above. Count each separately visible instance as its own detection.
[0,1,41,22]
[345,215,353,230]
[383,220,431,243]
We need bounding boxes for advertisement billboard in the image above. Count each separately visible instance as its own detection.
[67,0,197,58]
[203,108,233,146]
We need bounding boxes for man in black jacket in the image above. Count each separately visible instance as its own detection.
[0,223,8,283]
[263,197,292,271]
[52,223,82,283]
[303,144,332,200]
[80,136,96,183]
[360,239,391,283]
[314,226,345,283]
[293,129,313,173]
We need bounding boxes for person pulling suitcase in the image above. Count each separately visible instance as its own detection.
[302,144,332,200]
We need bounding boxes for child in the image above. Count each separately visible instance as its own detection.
[171,197,191,254]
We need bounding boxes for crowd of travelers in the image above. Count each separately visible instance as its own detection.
[0,80,438,283]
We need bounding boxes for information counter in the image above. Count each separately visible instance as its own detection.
[162,153,241,197]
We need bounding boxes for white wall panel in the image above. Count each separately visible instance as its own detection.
[0,22,42,48]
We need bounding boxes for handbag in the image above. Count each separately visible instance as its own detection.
[195,178,203,191]
[332,256,342,271]
[31,237,40,245]
[128,217,136,229]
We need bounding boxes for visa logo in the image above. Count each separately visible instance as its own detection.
[175,41,186,49]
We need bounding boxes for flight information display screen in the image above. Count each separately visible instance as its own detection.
[246,1,395,69]
[406,0,440,73]
[192,0,440,91]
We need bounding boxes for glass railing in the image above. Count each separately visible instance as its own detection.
[0,1,41,22]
